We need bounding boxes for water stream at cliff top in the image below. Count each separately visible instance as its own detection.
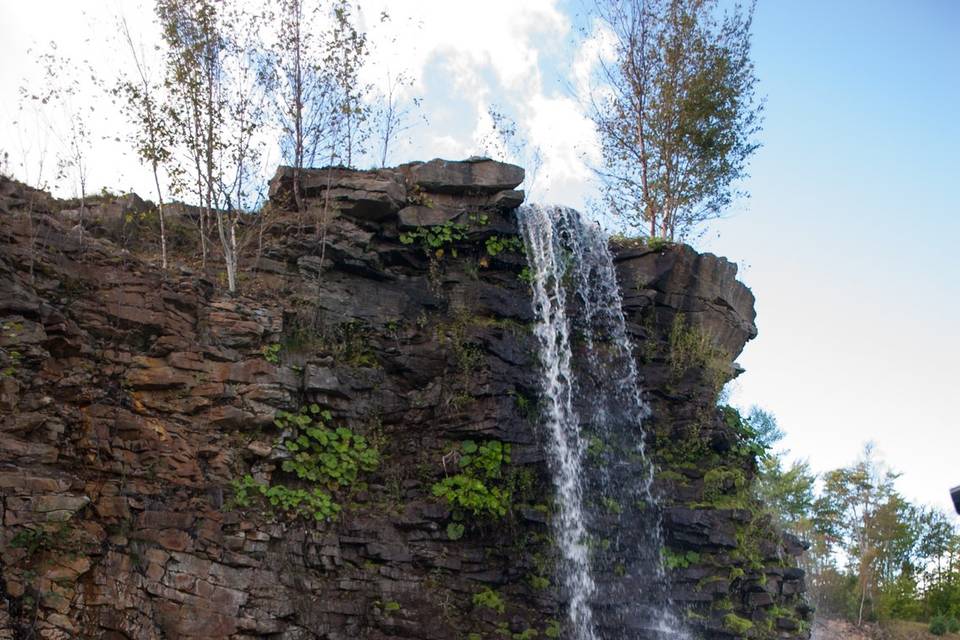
[518,205,687,640]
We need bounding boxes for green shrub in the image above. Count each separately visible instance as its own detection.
[948,616,960,633]
[459,440,509,479]
[517,266,535,284]
[723,613,754,634]
[721,406,771,461]
[473,587,506,614]
[261,343,281,364]
[276,406,379,488]
[228,406,378,523]
[432,440,513,519]
[702,467,747,505]
[663,548,701,570]
[544,620,561,639]
[930,615,948,636]
[668,314,730,396]
[432,475,510,518]
[528,574,550,591]
[645,236,672,251]
[485,235,523,257]
[446,522,465,540]
[400,221,470,259]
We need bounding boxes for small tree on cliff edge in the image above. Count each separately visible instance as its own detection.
[590,0,763,241]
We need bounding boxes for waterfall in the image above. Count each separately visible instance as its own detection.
[518,205,686,640]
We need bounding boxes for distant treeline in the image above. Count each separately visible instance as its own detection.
[754,418,959,628]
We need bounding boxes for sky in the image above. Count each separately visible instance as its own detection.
[1,0,958,514]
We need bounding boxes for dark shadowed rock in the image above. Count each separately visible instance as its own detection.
[268,166,406,221]
[398,205,460,228]
[615,241,757,360]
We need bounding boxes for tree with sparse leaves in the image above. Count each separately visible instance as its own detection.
[590,0,763,240]
[116,15,174,270]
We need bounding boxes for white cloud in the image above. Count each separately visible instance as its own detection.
[0,0,598,209]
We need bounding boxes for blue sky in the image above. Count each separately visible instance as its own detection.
[1,0,957,512]
[700,0,960,514]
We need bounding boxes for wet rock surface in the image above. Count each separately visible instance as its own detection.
[0,163,807,639]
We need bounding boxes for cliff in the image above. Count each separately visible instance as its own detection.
[0,159,810,639]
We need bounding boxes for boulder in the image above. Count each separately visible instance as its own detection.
[401,158,524,194]
[269,166,406,221]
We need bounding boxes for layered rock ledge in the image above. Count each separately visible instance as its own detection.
[0,159,808,639]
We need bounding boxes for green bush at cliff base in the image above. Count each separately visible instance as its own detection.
[930,615,947,635]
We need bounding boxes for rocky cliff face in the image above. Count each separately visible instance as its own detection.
[0,159,809,639]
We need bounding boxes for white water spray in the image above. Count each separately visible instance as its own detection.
[519,205,687,640]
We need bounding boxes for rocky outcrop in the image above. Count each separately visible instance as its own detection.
[614,240,811,638]
[0,160,808,639]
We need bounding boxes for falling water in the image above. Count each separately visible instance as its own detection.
[518,205,686,640]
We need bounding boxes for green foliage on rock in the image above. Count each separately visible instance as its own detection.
[231,475,341,522]
[261,342,281,364]
[432,440,513,526]
[229,405,379,523]
[668,313,730,396]
[276,406,379,487]
[400,221,471,259]
[702,467,747,507]
[663,548,701,570]
[723,613,754,634]
[485,234,523,257]
[472,587,506,614]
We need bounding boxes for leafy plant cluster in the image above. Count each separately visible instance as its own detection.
[432,440,513,532]
[484,234,523,257]
[472,587,506,614]
[723,612,754,634]
[702,466,748,507]
[232,474,339,522]
[663,548,701,570]
[400,221,471,259]
[230,405,379,522]
[261,342,281,364]
[517,266,535,285]
[276,407,379,485]
[10,524,74,556]
[721,406,772,462]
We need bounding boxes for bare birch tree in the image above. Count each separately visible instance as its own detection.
[19,46,94,246]
[116,15,174,270]
[156,0,225,268]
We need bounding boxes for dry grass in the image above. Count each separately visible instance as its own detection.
[813,619,960,640]
[881,620,960,640]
